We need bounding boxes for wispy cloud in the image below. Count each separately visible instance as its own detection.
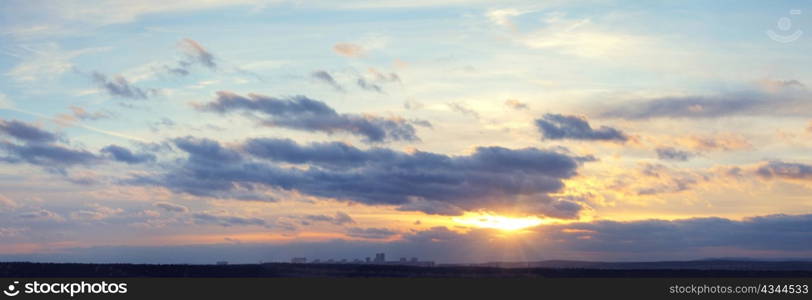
[311,70,345,92]
[91,71,157,99]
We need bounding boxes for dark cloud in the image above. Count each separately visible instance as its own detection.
[128,137,587,217]
[153,202,189,213]
[346,227,398,239]
[69,106,110,121]
[311,70,344,92]
[300,212,355,226]
[535,114,627,142]
[91,72,156,99]
[395,200,465,216]
[65,174,99,186]
[656,147,695,161]
[173,136,242,163]
[101,145,156,164]
[762,79,805,89]
[0,119,58,143]
[756,161,812,180]
[356,78,383,93]
[530,199,584,219]
[198,91,421,143]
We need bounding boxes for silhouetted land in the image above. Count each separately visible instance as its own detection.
[2,260,812,277]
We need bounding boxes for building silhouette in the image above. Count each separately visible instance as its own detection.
[291,257,307,264]
[292,253,434,267]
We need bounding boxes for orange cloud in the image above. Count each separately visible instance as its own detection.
[333,43,364,58]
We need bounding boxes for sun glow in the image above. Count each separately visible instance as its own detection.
[452,213,546,231]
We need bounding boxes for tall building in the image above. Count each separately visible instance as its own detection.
[374,253,385,263]
[291,257,307,264]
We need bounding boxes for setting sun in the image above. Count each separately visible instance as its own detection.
[452,214,545,231]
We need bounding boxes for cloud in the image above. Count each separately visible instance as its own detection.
[597,87,811,119]
[535,113,627,142]
[153,202,189,213]
[67,106,110,121]
[311,70,344,92]
[539,214,812,256]
[759,79,806,90]
[404,99,424,110]
[0,119,99,169]
[91,71,156,99]
[333,43,365,58]
[242,138,393,168]
[5,213,812,263]
[356,78,383,93]
[447,102,480,119]
[504,99,529,110]
[300,211,356,226]
[367,68,400,83]
[178,38,216,69]
[655,147,695,162]
[1,140,98,167]
[633,163,700,196]
[5,43,109,82]
[18,209,63,222]
[0,194,17,210]
[346,227,398,239]
[101,145,156,164]
[355,69,399,93]
[149,117,176,132]
[486,8,528,29]
[0,119,58,143]
[0,227,26,238]
[528,199,585,219]
[514,15,651,59]
[173,136,242,163]
[198,91,421,143]
[163,39,218,76]
[128,137,587,217]
[678,134,752,152]
[70,203,123,221]
[756,161,812,181]
[192,212,267,227]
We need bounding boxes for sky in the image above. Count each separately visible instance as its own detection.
[1,0,812,264]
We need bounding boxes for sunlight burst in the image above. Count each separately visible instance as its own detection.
[452,213,545,231]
